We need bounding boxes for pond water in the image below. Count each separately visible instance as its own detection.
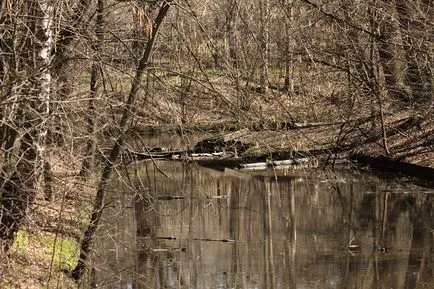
[92,159,434,289]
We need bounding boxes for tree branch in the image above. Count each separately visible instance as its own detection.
[300,0,379,39]
[70,0,173,281]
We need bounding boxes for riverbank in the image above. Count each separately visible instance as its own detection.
[134,109,433,179]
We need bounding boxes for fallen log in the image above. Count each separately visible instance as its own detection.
[129,149,187,160]
[157,195,184,200]
[239,162,268,169]
[194,129,252,154]
[350,154,434,181]
[151,247,187,252]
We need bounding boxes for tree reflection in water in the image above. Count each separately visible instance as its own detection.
[92,160,433,289]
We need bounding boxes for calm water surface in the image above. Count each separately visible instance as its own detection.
[93,159,434,289]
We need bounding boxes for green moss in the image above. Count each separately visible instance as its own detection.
[38,235,79,270]
[13,229,79,270]
[12,230,29,253]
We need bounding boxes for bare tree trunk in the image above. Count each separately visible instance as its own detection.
[39,0,54,200]
[0,2,20,161]
[71,1,173,280]
[225,0,239,68]
[51,0,92,72]
[370,3,390,155]
[376,1,408,101]
[283,0,294,92]
[259,0,270,93]
[395,0,433,105]
[80,0,104,176]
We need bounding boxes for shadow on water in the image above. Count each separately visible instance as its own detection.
[92,159,434,289]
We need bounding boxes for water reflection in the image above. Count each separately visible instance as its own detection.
[93,160,434,289]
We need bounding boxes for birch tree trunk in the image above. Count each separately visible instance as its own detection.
[38,0,54,200]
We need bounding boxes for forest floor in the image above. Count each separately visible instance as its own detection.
[0,170,95,289]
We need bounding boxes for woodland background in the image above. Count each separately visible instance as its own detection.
[0,0,432,286]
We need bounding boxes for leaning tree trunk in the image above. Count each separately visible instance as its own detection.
[70,1,173,280]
